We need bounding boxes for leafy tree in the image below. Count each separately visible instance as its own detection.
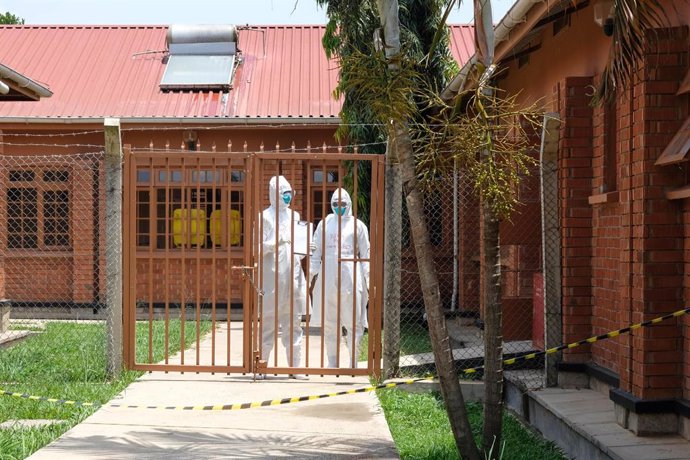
[0,12,24,24]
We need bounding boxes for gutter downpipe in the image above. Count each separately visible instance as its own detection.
[441,0,544,101]
[0,64,53,98]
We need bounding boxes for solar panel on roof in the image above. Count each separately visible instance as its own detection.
[161,55,236,90]
[160,24,237,91]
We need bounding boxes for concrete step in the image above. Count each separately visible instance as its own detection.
[523,387,690,460]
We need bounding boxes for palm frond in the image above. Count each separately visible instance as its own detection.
[594,0,669,104]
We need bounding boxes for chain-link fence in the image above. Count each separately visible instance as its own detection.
[385,160,556,389]
[0,145,561,389]
[0,150,123,386]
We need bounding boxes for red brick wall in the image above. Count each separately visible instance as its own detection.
[618,27,688,400]
[589,95,623,374]
[136,258,244,305]
[558,76,594,363]
[684,200,690,399]
[4,256,73,300]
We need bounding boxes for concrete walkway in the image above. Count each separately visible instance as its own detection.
[28,324,398,459]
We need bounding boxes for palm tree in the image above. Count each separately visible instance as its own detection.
[594,0,667,103]
[317,1,481,458]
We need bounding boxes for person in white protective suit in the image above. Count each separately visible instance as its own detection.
[310,188,370,368]
[258,176,307,379]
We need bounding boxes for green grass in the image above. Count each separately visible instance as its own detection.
[359,322,434,361]
[8,325,44,332]
[0,319,212,460]
[377,389,566,460]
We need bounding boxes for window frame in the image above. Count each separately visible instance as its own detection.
[5,167,72,251]
[307,162,341,226]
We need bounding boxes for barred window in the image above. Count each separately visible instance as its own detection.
[6,169,70,250]
[135,167,245,250]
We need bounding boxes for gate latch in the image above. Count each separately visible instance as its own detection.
[231,264,256,273]
[232,264,263,297]
[253,349,267,381]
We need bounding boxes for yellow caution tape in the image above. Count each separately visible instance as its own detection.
[2,306,689,411]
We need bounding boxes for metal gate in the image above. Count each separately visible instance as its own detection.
[123,147,384,377]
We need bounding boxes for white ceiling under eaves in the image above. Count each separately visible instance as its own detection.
[160,24,238,91]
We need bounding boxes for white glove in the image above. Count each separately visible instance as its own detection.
[309,242,317,252]
[279,236,291,245]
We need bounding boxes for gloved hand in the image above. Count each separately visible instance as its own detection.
[279,236,291,245]
[309,242,317,253]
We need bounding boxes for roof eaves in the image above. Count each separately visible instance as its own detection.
[0,116,341,125]
[0,63,53,99]
[441,0,551,101]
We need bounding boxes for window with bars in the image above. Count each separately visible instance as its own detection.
[6,169,70,250]
[135,167,245,250]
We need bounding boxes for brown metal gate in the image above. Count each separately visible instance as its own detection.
[123,146,384,377]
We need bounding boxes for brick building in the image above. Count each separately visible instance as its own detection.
[454,0,690,438]
[0,24,480,320]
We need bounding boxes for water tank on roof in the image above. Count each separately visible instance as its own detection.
[166,24,238,55]
[161,24,238,90]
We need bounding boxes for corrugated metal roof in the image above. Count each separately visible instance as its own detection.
[448,25,476,69]
[0,24,474,121]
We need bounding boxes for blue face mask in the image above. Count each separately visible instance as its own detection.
[282,191,292,205]
[332,205,347,216]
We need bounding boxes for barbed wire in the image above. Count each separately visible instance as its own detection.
[1,123,382,138]
[0,120,544,138]
[0,142,105,148]
[0,151,105,159]
[130,141,388,153]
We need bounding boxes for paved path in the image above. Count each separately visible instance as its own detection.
[29,324,398,459]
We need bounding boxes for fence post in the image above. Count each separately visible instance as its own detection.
[104,118,123,379]
[540,114,562,387]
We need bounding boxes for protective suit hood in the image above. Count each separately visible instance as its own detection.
[331,187,353,217]
[269,175,293,210]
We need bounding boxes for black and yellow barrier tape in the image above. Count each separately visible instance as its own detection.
[2,306,689,411]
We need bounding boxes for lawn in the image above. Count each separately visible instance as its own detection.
[0,319,212,460]
[359,321,433,361]
[377,388,566,460]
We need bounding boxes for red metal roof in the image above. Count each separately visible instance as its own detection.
[0,24,474,121]
[448,25,476,70]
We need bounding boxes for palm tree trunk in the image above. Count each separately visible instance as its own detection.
[395,124,481,460]
[383,144,402,379]
[480,168,503,456]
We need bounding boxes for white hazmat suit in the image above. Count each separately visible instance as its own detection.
[259,176,306,372]
[310,188,370,368]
